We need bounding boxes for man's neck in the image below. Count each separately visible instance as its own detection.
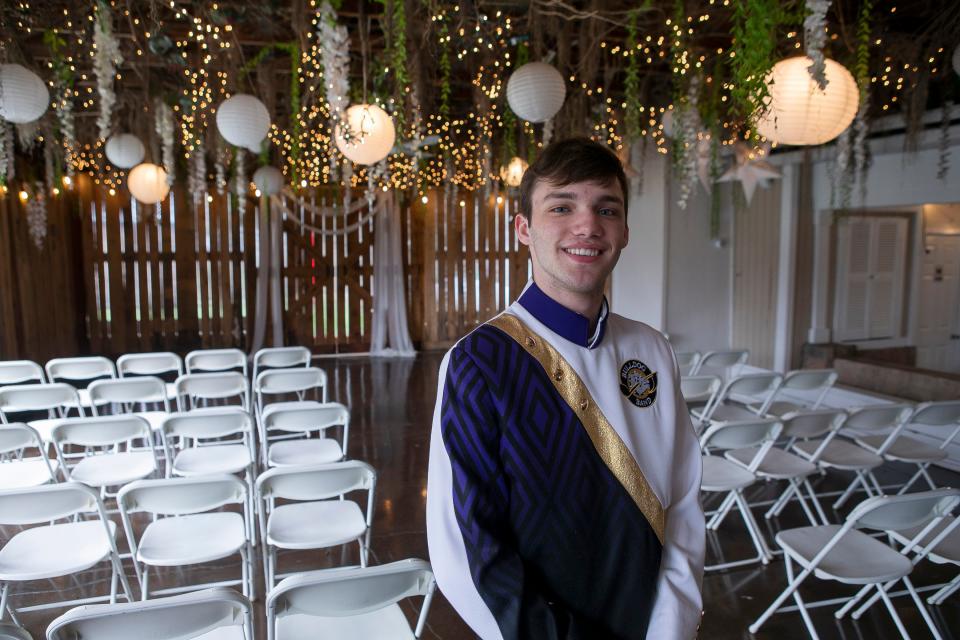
[536,281,604,326]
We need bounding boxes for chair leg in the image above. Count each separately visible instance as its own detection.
[765,482,798,520]
[707,492,736,530]
[897,464,931,495]
[929,574,960,605]
[903,576,943,640]
[240,545,250,599]
[141,565,150,601]
[749,555,816,636]
[803,479,830,525]
[786,557,820,640]
[790,480,819,526]
[734,490,772,563]
[111,551,134,603]
[877,584,911,640]
[0,582,8,622]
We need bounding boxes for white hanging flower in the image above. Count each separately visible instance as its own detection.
[188,139,207,196]
[318,1,350,124]
[0,121,8,184]
[675,79,701,210]
[155,101,175,186]
[215,139,228,194]
[853,89,870,197]
[16,121,39,149]
[234,147,247,217]
[832,127,852,208]
[804,0,831,90]
[26,184,48,249]
[56,90,77,176]
[93,2,123,140]
[44,133,56,193]
[2,121,15,181]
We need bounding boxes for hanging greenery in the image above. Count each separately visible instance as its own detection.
[803,0,831,90]
[937,97,952,180]
[624,9,642,139]
[92,0,123,141]
[853,0,872,195]
[729,0,784,122]
[44,29,75,179]
[376,0,409,133]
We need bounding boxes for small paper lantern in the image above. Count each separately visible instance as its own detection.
[499,156,528,187]
[127,163,170,204]
[506,62,566,123]
[952,45,960,78]
[334,104,396,165]
[0,64,49,123]
[215,94,271,152]
[105,134,145,169]
[753,56,859,146]
[253,166,284,196]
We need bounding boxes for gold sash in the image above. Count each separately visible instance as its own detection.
[488,314,666,545]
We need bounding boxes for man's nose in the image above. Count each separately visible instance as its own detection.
[570,208,601,236]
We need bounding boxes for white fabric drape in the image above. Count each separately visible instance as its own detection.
[370,190,415,356]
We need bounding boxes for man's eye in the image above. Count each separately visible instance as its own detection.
[599,208,619,217]
[551,206,570,213]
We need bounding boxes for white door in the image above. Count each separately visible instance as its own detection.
[916,234,960,372]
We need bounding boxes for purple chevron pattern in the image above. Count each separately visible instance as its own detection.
[440,324,662,640]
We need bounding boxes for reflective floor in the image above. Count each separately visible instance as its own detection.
[4,352,960,639]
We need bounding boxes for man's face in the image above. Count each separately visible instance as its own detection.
[516,178,629,307]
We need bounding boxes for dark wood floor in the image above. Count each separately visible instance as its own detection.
[5,352,960,639]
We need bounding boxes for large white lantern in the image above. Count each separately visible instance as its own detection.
[753,56,859,146]
[0,64,49,124]
[506,62,566,123]
[334,104,396,165]
[215,94,271,152]
[499,156,528,187]
[952,45,960,78]
[253,165,284,196]
[127,163,171,204]
[105,134,145,169]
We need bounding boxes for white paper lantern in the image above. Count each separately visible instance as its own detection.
[506,62,566,123]
[127,163,171,204]
[0,64,49,124]
[215,94,271,152]
[753,56,859,146]
[253,166,285,196]
[952,45,960,78]
[105,134,145,169]
[499,156,528,187]
[334,104,396,165]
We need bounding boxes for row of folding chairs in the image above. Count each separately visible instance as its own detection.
[674,348,749,377]
[4,560,436,640]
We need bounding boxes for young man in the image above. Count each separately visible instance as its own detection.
[427,138,704,639]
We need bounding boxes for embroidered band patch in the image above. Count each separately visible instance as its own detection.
[619,360,658,408]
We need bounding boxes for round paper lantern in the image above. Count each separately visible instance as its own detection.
[753,56,859,146]
[0,64,49,123]
[334,104,396,165]
[105,134,145,169]
[506,62,566,123]
[127,163,171,204]
[952,45,960,78]
[215,94,271,152]
[253,165,285,196]
[499,156,528,187]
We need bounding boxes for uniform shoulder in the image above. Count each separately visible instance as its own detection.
[448,316,519,361]
[607,313,671,347]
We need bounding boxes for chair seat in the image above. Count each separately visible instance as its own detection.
[0,520,117,581]
[268,501,366,550]
[138,513,246,566]
[0,458,56,489]
[895,517,960,565]
[69,452,156,487]
[855,434,948,463]
[268,439,343,467]
[793,439,883,470]
[725,447,818,480]
[137,410,172,432]
[777,525,913,584]
[701,455,755,492]
[275,604,414,640]
[173,445,252,476]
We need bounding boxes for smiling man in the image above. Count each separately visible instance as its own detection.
[427,137,704,639]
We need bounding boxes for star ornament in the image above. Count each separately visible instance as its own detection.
[716,142,782,204]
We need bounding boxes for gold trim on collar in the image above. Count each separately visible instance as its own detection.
[488,313,666,545]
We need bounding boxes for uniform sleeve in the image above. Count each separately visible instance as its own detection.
[645,353,705,639]
[426,347,565,640]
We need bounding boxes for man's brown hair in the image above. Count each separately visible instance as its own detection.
[517,137,629,222]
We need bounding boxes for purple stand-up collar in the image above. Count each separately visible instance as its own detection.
[517,282,608,349]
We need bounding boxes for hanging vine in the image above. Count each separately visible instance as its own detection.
[92,1,123,141]
[624,9,642,139]
[729,0,783,122]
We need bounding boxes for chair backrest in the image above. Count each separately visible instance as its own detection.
[51,415,154,449]
[45,356,116,384]
[842,403,914,435]
[0,481,105,525]
[0,383,82,419]
[253,346,311,380]
[711,372,782,418]
[680,375,721,402]
[674,351,701,376]
[117,352,184,378]
[700,418,782,455]
[185,348,248,376]
[849,489,960,533]
[119,474,246,517]
[174,372,249,411]
[692,349,749,375]
[263,403,349,434]
[257,461,375,503]
[162,407,253,441]
[776,369,838,409]
[0,422,47,456]
[266,559,435,635]
[46,587,251,640]
[0,360,46,385]
[779,409,846,440]
[910,400,960,428]
[0,622,32,640]
[255,367,328,407]
[88,376,169,413]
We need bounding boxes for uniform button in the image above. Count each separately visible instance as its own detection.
[553,368,563,381]
[526,337,536,348]
[579,399,588,411]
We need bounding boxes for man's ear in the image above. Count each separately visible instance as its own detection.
[515,212,532,246]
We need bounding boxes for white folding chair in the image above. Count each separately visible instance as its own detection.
[116,352,184,402]
[891,515,960,606]
[0,383,84,443]
[701,418,782,570]
[750,369,838,417]
[261,404,348,468]
[118,475,254,600]
[0,361,46,385]
[256,461,376,587]
[253,346,311,382]
[88,376,172,436]
[185,349,248,377]
[854,400,960,495]
[680,375,722,432]
[690,348,748,377]
[254,368,329,419]
[0,423,58,489]
[691,372,782,426]
[750,489,960,640]
[174,372,250,412]
[46,587,252,640]
[265,559,436,640]
[674,351,701,377]
[45,357,117,414]
[0,623,30,640]
[51,415,158,492]
[0,483,133,624]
